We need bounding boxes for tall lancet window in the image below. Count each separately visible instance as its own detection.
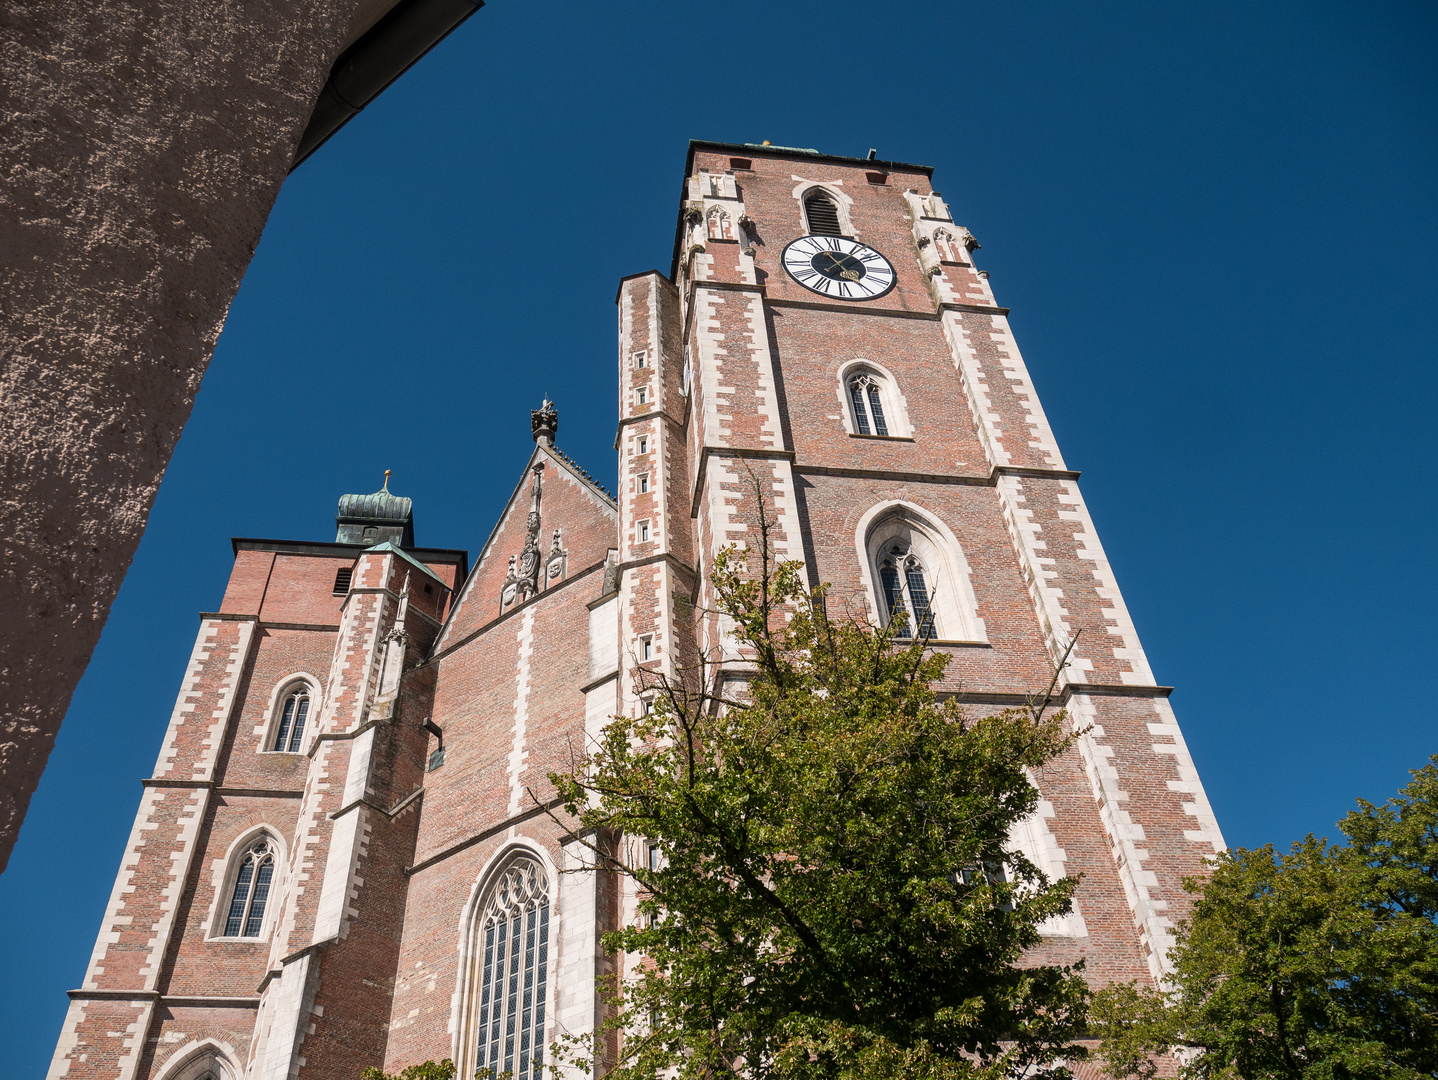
[804,190,843,236]
[848,374,889,436]
[272,687,310,753]
[879,543,936,640]
[223,837,275,937]
[476,857,550,1080]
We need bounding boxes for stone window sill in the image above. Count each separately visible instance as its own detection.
[848,433,914,442]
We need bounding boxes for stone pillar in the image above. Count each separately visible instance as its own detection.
[0,0,365,874]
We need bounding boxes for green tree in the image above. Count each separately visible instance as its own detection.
[359,1060,456,1080]
[1093,759,1438,1079]
[547,497,1090,1080]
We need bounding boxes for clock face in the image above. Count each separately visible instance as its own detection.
[781,236,897,300]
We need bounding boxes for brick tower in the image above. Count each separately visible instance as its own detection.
[50,141,1221,1080]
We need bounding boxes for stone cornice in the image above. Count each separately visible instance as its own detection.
[578,669,618,695]
[941,682,1173,707]
[688,445,797,519]
[199,612,341,633]
[687,454,1081,518]
[141,780,304,800]
[938,300,1010,316]
[328,785,424,822]
[618,551,698,579]
[67,989,260,1008]
[406,797,569,877]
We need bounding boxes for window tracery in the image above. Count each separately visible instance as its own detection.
[878,541,936,640]
[932,227,962,262]
[473,856,550,1080]
[848,373,890,436]
[222,837,274,938]
[705,204,732,241]
[271,685,310,753]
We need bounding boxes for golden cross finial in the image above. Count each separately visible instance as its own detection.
[382,469,391,493]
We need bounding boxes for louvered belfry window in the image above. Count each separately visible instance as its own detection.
[804,191,843,236]
[272,687,310,753]
[224,837,275,937]
[476,857,550,1080]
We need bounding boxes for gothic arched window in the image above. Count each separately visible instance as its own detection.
[804,190,843,236]
[878,542,936,641]
[848,373,890,436]
[152,1040,242,1080]
[222,837,275,938]
[474,856,551,1080]
[271,686,310,753]
[860,505,988,645]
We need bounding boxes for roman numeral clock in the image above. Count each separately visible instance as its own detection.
[781,235,897,300]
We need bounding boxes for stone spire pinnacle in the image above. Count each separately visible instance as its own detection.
[531,399,558,446]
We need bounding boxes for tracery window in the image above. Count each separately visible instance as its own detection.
[223,837,275,938]
[706,204,732,241]
[475,857,550,1080]
[848,374,890,436]
[804,190,843,236]
[878,541,936,640]
[271,686,310,753]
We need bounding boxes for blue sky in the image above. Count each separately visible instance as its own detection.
[4,2,1436,1074]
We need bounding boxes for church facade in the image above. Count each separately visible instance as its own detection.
[49,140,1223,1080]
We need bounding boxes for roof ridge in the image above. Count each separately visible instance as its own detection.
[547,444,615,502]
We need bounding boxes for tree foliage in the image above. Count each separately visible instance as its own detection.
[359,1059,456,1080]
[1093,759,1438,1079]
[548,495,1090,1080]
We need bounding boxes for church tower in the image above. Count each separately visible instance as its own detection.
[617,140,1224,989]
[49,140,1221,1080]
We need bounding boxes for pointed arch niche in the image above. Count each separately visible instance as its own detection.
[153,1039,243,1080]
[453,843,557,1080]
[854,502,987,644]
[789,179,856,238]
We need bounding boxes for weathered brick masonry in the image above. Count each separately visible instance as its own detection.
[53,141,1221,1079]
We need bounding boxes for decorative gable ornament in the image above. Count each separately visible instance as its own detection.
[515,463,544,604]
[545,528,567,583]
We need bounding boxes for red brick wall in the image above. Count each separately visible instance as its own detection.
[439,448,617,651]
[56,143,1218,1080]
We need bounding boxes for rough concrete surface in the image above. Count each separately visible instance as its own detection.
[0,0,364,875]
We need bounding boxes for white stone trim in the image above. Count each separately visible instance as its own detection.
[553,839,602,1080]
[508,607,536,815]
[1068,693,1174,979]
[194,620,257,781]
[1007,771,1088,939]
[154,620,220,778]
[1149,698,1226,853]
